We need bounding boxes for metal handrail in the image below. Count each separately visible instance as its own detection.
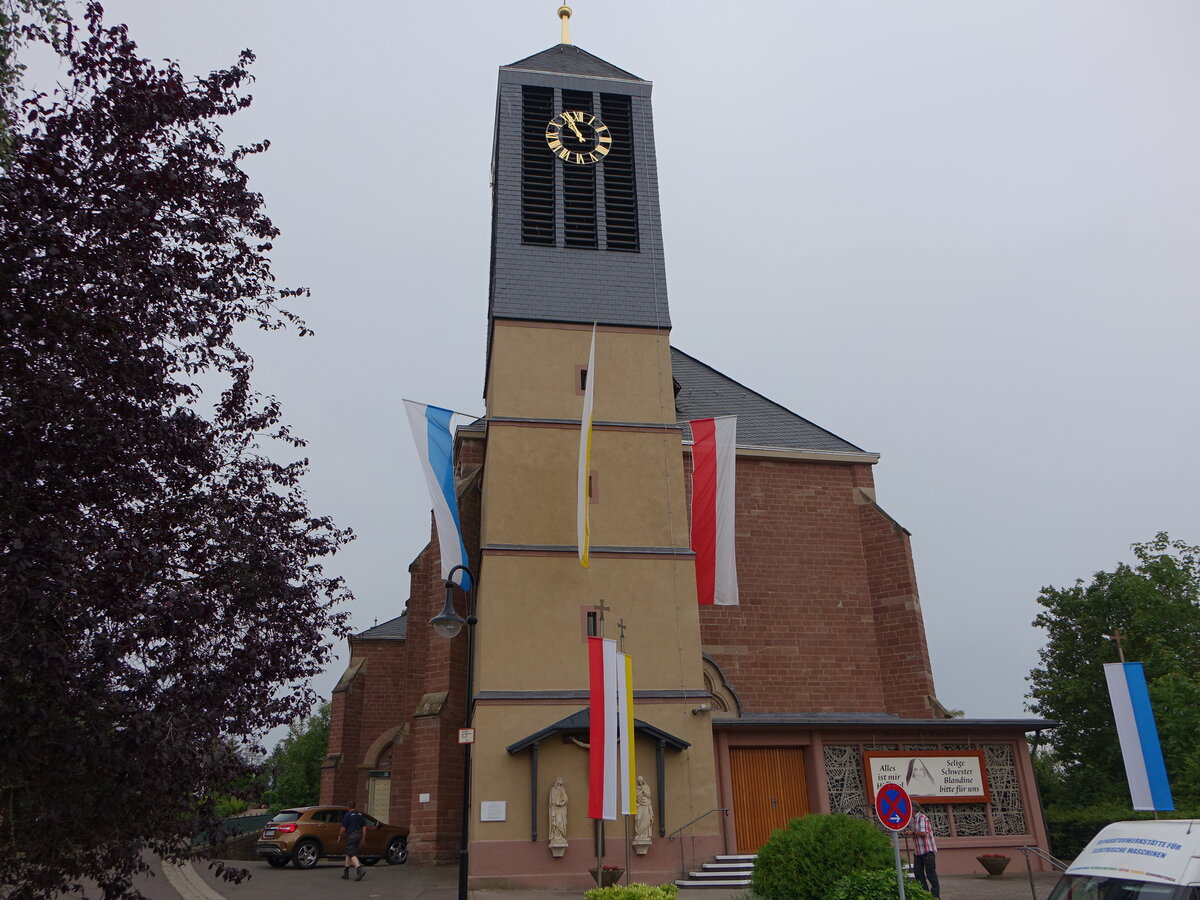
[1017,844,1068,900]
[1017,844,1068,871]
[667,808,729,880]
[667,807,730,842]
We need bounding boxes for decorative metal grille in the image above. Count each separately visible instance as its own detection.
[924,805,952,837]
[822,742,1029,838]
[823,744,872,821]
[985,744,1028,835]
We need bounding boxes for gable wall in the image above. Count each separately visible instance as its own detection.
[695,455,936,716]
[858,496,937,717]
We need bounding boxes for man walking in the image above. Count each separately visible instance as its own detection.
[907,803,940,898]
[339,802,367,881]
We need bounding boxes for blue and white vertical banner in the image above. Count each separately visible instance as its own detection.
[403,400,471,591]
[1104,662,1174,811]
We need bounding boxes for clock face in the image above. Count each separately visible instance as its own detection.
[545,110,612,165]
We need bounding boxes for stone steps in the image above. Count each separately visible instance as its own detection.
[675,853,756,890]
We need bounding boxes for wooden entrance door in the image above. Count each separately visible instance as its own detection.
[729,747,809,853]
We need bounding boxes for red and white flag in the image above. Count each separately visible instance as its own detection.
[690,416,739,606]
[588,636,618,820]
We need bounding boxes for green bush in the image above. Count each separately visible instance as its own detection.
[751,814,892,900]
[1044,803,1200,861]
[829,869,936,900]
[584,883,678,900]
[215,795,248,818]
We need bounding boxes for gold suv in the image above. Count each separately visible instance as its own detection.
[255,806,409,869]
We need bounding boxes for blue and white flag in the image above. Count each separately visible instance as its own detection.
[1104,661,1174,811]
[404,400,470,590]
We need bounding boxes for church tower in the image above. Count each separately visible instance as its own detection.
[468,6,720,886]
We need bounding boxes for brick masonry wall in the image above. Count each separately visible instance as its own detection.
[403,436,485,862]
[693,455,937,717]
[858,495,937,717]
[320,436,484,861]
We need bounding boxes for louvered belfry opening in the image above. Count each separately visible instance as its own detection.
[600,92,639,252]
[560,89,598,248]
[521,85,555,246]
[519,84,640,252]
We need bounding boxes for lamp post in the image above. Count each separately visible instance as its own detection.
[429,564,476,900]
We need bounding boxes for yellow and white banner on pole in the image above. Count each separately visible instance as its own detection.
[617,651,635,815]
[577,324,597,568]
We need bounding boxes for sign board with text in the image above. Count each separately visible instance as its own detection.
[863,750,990,803]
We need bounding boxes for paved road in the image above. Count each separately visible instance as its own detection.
[175,857,1063,900]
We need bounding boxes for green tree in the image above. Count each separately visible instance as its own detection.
[264,703,332,810]
[0,0,67,153]
[1027,533,1200,806]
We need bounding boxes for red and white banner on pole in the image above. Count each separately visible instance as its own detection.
[690,416,739,606]
[588,637,618,820]
[588,636,635,820]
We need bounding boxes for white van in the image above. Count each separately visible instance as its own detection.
[1049,820,1200,899]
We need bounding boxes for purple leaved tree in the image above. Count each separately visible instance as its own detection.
[0,5,353,896]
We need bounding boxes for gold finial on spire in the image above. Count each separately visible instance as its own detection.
[558,5,572,44]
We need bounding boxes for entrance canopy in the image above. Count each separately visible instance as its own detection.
[505,708,689,840]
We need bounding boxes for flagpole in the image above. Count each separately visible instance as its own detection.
[429,564,477,900]
[594,605,604,888]
[619,620,632,885]
[595,821,603,888]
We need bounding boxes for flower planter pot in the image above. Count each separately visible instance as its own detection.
[589,867,624,887]
[978,856,1010,876]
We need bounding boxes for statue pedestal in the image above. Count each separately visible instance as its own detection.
[549,840,567,858]
[632,838,651,856]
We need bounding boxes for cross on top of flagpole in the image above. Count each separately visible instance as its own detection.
[617,617,627,650]
[591,598,611,637]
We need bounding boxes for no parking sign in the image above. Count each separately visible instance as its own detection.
[875,782,913,831]
[874,782,912,899]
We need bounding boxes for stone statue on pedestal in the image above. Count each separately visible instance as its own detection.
[548,776,568,857]
[633,775,653,853]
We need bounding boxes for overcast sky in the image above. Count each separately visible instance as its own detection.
[43,1,1200,728]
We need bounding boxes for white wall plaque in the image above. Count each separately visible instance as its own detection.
[479,801,507,822]
[418,793,430,803]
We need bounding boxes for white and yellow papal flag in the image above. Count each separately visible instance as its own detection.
[577,324,597,567]
[617,650,636,815]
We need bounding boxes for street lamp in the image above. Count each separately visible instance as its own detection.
[429,564,476,900]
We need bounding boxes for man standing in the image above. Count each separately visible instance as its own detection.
[907,803,940,898]
[339,802,367,881]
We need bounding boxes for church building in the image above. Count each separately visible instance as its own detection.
[321,9,1055,890]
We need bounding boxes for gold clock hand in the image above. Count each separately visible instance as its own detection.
[564,114,586,142]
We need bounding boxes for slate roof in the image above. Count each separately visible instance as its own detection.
[721,713,1058,732]
[355,614,407,641]
[504,44,644,82]
[672,347,869,455]
[505,708,690,754]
